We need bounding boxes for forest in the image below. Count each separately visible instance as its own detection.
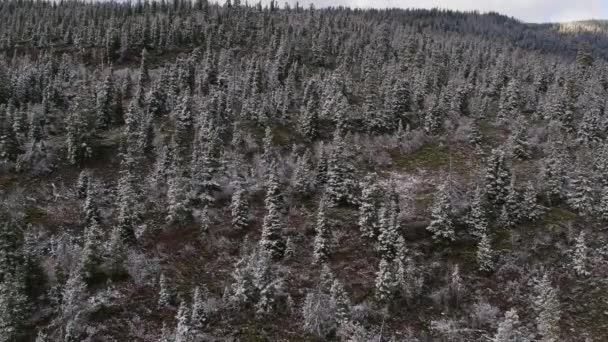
[1,0,608,341]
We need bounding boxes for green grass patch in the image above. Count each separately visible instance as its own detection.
[390,143,467,172]
[541,207,577,225]
[415,193,434,214]
[23,207,47,225]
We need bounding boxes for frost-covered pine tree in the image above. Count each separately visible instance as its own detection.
[567,171,594,216]
[230,183,249,230]
[523,181,543,222]
[599,186,608,221]
[533,274,561,342]
[292,150,314,195]
[476,233,494,273]
[542,144,566,204]
[166,156,192,224]
[158,273,172,308]
[175,300,192,342]
[467,186,488,238]
[376,204,400,261]
[572,231,589,277]
[358,173,381,239]
[65,94,94,166]
[330,279,351,325]
[325,132,357,206]
[76,170,90,199]
[260,166,286,259]
[191,286,207,335]
[61,268,86,319]
[0,272,29,341]
[492,308,522,342]
[313,197,331,264]
[375,258,396,303]
[427,182,455,242]
[315,143,329,188]
[485,148,511,206]
[105,225,127,278]
[502,176,521,227]
[80,217,103,285]
[158,322,173,342]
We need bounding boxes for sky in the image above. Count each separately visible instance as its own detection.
[271,0,608,23]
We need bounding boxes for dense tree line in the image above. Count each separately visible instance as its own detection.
[0,0,607,340]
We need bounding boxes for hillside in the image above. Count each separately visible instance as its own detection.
[0,0,608,341]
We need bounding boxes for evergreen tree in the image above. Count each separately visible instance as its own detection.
[358,173,381,239]
[375,258,396,303]
[325,133,357,206]
[158,273,172,308]
[572,231,589,277]
[427,182,455,242]
[175,300,192,342]
[476,233,494,273]
[80,218,103,285]
[292,150,314,195]
[191,286,208,335]
[330,279,351,325]
[260,167,286,259]
[567,171,594,215]
[485,148,511,206]
[230,183,249,230]
[467,186,488,238]
[502,176,521,228]
[0,272,29,342]
[492,309,522,342]
[533,274,561,342]
[313,197,331,264]
[376,204,400,261]
[65,94,94,166]
[523,181,543,222]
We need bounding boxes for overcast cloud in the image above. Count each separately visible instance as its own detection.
[270,0,608,23]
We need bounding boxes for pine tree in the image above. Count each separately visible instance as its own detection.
[76,170,90,199]
[375,258,396,303]
[498,79,522,122]
[175,300,192,342]
[313,197,331,264]
[191,286,207,335]
[331,279,351,325]
[567,171,594,216]
[485,148,511,206]
[158,273,172,308]
[230,183,249,230]
[542,145,566,203]
[105,225,126,278]
[61,268,86,319]
[325,133,357,206]
[467,186,488,238]
[292,150,314,195]
[427,182,455,242]
[476,233,494,273]
[315,143,329,188]
[260,167,286,259]
[523,181,543,222]
[300,98,319,142]
[65,94,94,166]
[572,231,589,277]
[376,204,400,261]
[158,322,173,342]
[533,274,561,342]
[502,176,521,227]
[358,173,381,239]
[80,218,103,285]
[492,309,522,342]
[0,272,29,342]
